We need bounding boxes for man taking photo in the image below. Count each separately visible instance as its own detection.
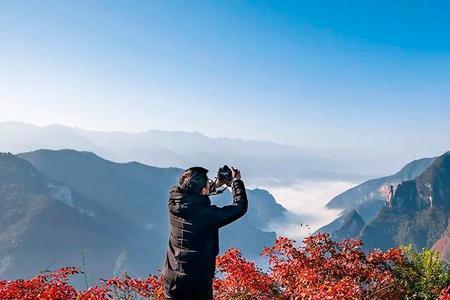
[162,166,248,300]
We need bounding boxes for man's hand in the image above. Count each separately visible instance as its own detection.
[214,178,227,188]
[214,167,241,188]
[231,167,241,181]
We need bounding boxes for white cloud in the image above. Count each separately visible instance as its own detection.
[262,180,357,240]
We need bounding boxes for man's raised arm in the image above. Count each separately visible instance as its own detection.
[201,168,248,228]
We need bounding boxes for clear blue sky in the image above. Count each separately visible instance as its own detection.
[1,0,450,163]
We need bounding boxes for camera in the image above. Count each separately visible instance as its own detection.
[209,165,233,195]
[217,165,232,182]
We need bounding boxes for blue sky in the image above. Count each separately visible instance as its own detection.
[1,0,450,164]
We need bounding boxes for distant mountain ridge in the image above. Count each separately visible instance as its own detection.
[331,210,365,242]
[324,157,435,224]
[326,157,435,210]
[0,149,285,280]
[0,121,379,183]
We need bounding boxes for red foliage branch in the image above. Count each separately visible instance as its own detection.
[0,267,163,300]
[214,248,282,300]
[0,267,79,300]
[261,233,406,300]
[440,286,450,300]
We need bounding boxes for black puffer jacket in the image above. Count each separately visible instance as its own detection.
[162,179,248,281]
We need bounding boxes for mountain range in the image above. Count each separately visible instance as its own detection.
[0,121,381,183]
[319,151,450,261]
[0,149,285,280]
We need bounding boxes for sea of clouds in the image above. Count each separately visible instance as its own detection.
[261,180,358,240]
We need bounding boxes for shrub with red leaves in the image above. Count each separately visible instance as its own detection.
[103,274,164,299]
[0,233,412,300]
[0,268,163,300]
[261,233,407,300]
[0,267,79,300]
[214,248,282,300]
[214,233,407,300]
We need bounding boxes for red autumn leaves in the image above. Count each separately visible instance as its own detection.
[0,267,79,300]
[0,268,164,300]
[216,233,406,300]
[1,233,449,299]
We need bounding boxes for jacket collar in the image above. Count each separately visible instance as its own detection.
[169,186,211,206]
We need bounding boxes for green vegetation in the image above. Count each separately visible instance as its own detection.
[396,245,450,299]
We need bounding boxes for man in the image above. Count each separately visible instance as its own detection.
[162,166,248,300]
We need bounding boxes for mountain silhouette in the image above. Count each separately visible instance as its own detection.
[0,153,146,280]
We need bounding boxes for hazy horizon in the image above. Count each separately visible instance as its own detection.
[1,120,444,178]
[0,120,378,153]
